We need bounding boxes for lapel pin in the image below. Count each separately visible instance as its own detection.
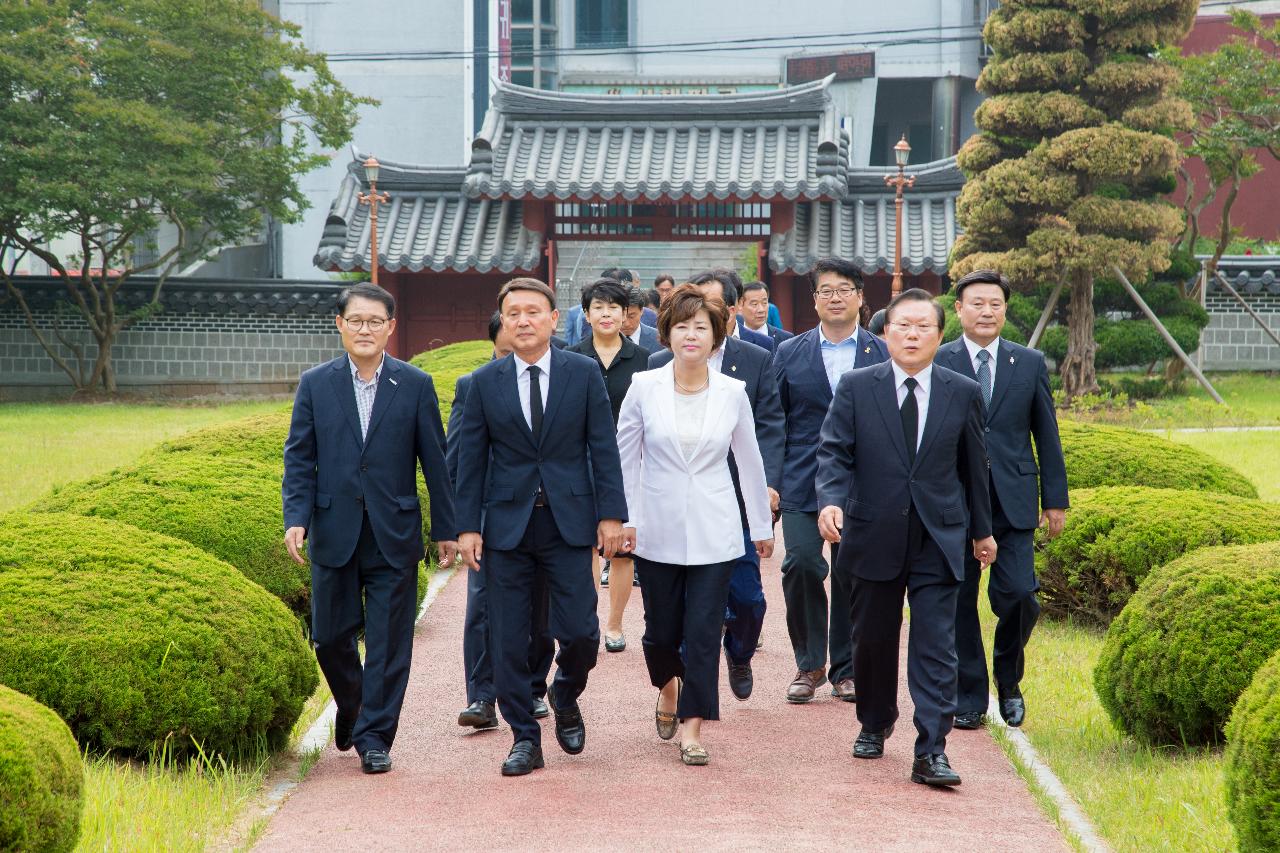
[731,364,737,372]
[864,346,871,354]
[389,377,398,385]
[1009,356,1015,365]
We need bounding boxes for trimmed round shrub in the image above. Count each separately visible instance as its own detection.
[146,409,291,468]
[0,513,318,757]
[0,684,83,852]
[35,454,311,617]
[1039,487,1280,626]
[1058,420,1257,498]
[1039,315,1204,369]
[409,339,492,425]
[1093,541,1280,746]
[1226,646,1280,852]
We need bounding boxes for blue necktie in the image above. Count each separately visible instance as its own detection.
[976,350,992,408]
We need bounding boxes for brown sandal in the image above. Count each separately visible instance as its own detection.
[655,679,681,741]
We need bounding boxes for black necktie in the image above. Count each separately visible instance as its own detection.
[528,364,543,440]
[901,376,918,466]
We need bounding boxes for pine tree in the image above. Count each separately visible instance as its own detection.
[952,0,1198,398]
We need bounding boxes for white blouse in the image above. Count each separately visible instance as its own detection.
[673,386,708,461]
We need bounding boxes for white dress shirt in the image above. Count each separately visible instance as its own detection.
[708,342,726,374]
[891,361,932,451]
[962,335,1001,386]
[514,347,552,431]
[627,327,642,346]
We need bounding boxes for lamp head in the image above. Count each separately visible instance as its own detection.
[894,135,911,168]
[363,156,380,185]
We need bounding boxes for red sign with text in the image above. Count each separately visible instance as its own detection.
[786,52,876,84]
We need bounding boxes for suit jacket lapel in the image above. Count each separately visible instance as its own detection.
[497,355,537,448]
[807,329,834,403]
[361,358,400,449]
[719,337,742,379]
[986,339,1017,420]
[329,359,364,448]
[689,373,733,461]
[872,362,911,469]
[947,341,978,382]
[538,347,569,447]
[914,368,954,469]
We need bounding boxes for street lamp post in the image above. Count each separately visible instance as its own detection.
[358,157,390,287]
[883,136,915,297]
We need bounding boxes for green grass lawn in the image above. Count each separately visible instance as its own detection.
[0,400,285,513]
[1068,372,1280,429]
[1169,430,1280,502]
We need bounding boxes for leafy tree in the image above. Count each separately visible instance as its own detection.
[1168,9,1280,291]
[0,0,372,392]
[952,0,1197,398]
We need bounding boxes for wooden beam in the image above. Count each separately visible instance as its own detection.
[1027,279,1065,350]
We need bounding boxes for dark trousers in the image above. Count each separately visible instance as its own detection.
[311,513,417,754]
[851,511,959,757]
[955,493,1040,714]
[637,555,735,720]
[723,528,766,665]
[780,510,853,681]
[463,562,554,705]
[485,506,599,746]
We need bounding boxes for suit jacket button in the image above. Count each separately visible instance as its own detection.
[356,496,363,504]
[360,464,368,472]
[901,508,909,516]
[985,427,991,432]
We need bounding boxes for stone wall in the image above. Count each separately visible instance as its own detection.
[1202,291,1280,371]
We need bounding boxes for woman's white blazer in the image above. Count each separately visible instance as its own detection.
[615,362,773,565]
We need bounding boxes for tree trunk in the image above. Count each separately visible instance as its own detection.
[84,326,117,395]
[1060,270,1099,399]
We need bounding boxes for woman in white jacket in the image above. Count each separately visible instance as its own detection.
[616,284,774,766]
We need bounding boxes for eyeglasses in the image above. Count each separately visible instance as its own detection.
[889,321,939,334]
[343,317,388,332]
[815,287,860,301]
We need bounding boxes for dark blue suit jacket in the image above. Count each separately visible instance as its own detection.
[937,338,1069,529]
[454,347,628,550]
[445,372,473,487]
[816,360,992,582]
[775,326,889,512]
[734,315,777,353]
[634,323,660,355]
[283,354,457,568]
[647,335,785,494]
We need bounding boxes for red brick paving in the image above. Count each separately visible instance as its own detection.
[257,542,1067,852]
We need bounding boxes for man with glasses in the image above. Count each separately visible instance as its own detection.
[816,288,995,787]
[773,258,887,705]
[283,282,458,775]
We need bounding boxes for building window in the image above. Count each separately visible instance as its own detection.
[510,0,558,89]
[576,0,627,47]
[870,79,935,166]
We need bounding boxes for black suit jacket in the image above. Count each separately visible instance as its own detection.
[816,361,992,582]
[454,347,628,550]
[937,338,1068,529]
[734,316,778,353]
[283,354,457,568]
[445,372,473,487]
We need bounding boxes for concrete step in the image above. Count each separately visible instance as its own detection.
[555,241,760,294]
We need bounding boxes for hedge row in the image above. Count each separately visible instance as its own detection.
[1038,486,1280,626]
[1226,646,1280,852]
[0,684,83,853]
[1093,541,1280,746]
[0,513,317,758]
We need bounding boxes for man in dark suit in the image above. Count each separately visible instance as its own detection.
[647,308,785,701]
[455,278,628,777]
[816,287,995,787]
[448,311,554,732]
[774,258,888,704]
[739,280,794,347]
[283,282,457,775]
[938,269,1068,730]
[689,269,776,353]
[621,284,661,354]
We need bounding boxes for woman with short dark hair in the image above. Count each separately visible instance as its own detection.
[616,284,774,765]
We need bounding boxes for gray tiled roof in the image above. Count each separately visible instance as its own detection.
[769,158,962,275]
[313,155,543,274]
[464,78,848,202]
[1205,256,1280,295]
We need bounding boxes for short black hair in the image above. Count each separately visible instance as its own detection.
[580,278,629,312]
[740,280,769,299]
[885,287,945,330]
[487,310,503,343]
[654,273,675,288]
[644,289,662,309]
[688,269,739,304]
[624,284,647,308]
[600,267,635,283]
[337,282,395,319]
[953,268,1012,302]
[809,257,863,292]
[868,308,888,336]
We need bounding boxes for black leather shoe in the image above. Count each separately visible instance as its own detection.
[360,748,392,774]
[852,724,894,759]
[531,697,550,719]
[334,711,358,751]
[998,684,1026,727]
[953,711,984,730]
[547,687,585,755]
[458,700,498,729]
[727,660,753,701]
[501,741,544,776]
[911,752,961,786]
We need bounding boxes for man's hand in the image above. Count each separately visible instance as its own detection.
[767,487,780,513]
[436,540,459,567]
[458,532,484,571]
[972,536,997,569]
[285,527,307,565]
[621,527,638,554]
[1040,508,1066,540]
[755,538,774,559]
[598,519,624,559]
[817,505,843,543]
